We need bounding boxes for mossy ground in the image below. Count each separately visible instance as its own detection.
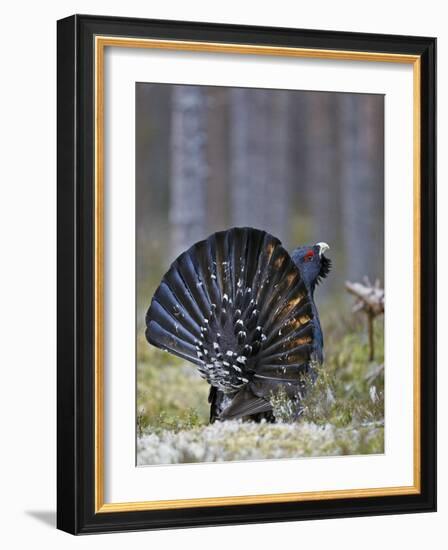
[137,308,384,465]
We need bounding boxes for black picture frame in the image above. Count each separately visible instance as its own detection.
[57,14,436,535]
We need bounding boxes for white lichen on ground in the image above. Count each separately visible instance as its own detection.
[137,420,384,465]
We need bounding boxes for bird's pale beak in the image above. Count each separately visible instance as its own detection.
[316,242,330,257]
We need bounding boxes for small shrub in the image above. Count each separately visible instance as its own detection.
[269,387,298,423]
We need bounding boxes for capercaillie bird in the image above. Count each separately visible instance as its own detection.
[145,227,331,423]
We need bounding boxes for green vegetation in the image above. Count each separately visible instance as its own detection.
[301,309,384,428]
[137,308,384,464]
[137,331,210,435]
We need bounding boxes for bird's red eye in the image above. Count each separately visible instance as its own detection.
[304,250,314,262]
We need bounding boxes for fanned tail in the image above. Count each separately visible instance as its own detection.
[146,227,319,421]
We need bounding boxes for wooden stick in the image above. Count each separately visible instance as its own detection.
[345,280,384,361]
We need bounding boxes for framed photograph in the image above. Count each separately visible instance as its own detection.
[57,14,436,534]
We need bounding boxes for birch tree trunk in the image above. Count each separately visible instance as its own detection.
[169,86,208,259]
[339,94,384,282]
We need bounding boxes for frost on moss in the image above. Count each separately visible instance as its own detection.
[137,420,384,465]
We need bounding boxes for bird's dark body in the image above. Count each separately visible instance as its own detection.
[145,227,331,422]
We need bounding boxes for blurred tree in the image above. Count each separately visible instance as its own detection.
[229,88,290,242]
[206,88,230,234]
[305,93,341,249]
[229,88,269,231]
[302,93,341,295]
[286,93,311,248]
[169,86,208,259]
[136,83,384,314]
[135,84,171,231]
[339,94,384,282]
[265,90,291,242]
[135,83,172,305]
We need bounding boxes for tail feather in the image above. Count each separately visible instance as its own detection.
[258,323,315,361]
[147,300,198,346]
[146,227,319,419]
[145,321,200,365]
[220,389,271,420]
[262,301,313,350]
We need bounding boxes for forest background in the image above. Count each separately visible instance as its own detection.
[136,84,385,464]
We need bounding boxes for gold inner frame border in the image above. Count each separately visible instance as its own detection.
[94,35,421,513]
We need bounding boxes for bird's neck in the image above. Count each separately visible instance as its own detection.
[302,276,316,299]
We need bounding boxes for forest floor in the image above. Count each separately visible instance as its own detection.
[137,308,385,465]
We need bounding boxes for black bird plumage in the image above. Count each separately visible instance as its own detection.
[145,227,331,422]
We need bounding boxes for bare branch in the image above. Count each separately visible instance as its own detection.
[345,280,384,316]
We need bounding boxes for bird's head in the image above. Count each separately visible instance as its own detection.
[291,242,332,291]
